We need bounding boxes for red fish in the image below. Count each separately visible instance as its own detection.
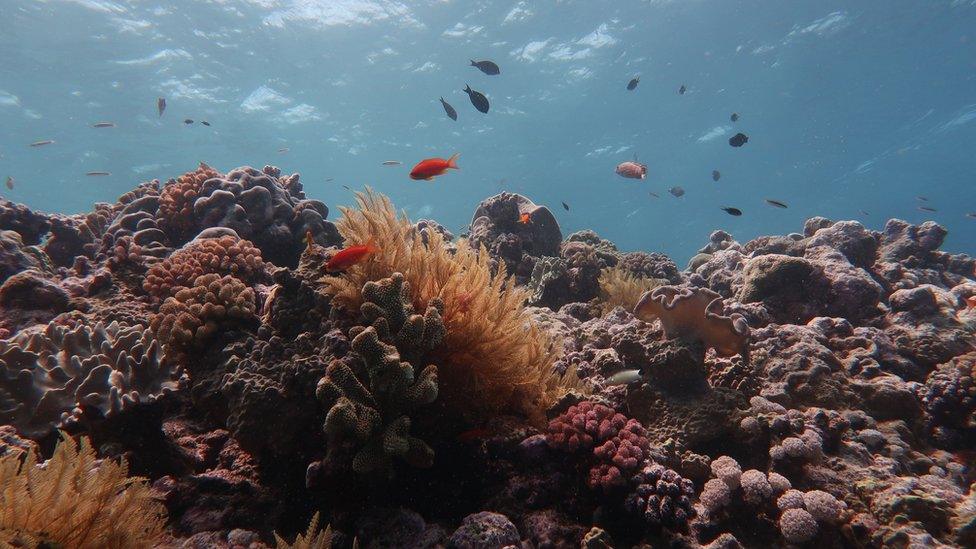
[615,161,647,180]
[518,212,531,225]
[326,238,378,272]
[410,153,460,181]
[966,296,976,310]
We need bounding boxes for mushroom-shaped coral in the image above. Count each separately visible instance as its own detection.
[143,233,268,301]
[634,285,750,357]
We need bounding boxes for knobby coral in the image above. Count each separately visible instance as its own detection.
[320,189,582,420]
[150,273,257,355]
[0,434,166,549]
[143,232,268,301]
[157,162,222,242]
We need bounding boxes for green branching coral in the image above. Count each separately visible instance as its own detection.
[316,273,441,476]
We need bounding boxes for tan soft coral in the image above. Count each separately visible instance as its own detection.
[157,162,221,240]
[320,189,582,420]
[143,234,268,301]
[598,266,666,315]
[634,286,750,358]
[150,273,257,354]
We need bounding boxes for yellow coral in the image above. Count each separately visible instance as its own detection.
[275,512,337,549]
[598,266,666,316]
[321,189,581,420]
[0,434,166,549]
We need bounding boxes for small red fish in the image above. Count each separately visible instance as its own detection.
[457,427,491,443]
[615,161,646,180]
[410,153,460,181]
[326,238,378,272]
[518,212,531,225]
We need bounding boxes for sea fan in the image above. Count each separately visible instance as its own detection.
[0,434,166,549]
[275,512,340,549]
[321,188,583,420]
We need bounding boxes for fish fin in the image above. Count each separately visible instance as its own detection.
[446,153,460,169]
[463,84,470,92]
[470,60,476,66]
[425,176,434,181]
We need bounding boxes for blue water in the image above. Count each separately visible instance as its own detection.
[1,0,975,264]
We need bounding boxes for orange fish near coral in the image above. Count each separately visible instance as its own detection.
[325,238,378,272]
[409,153,460,181]
[615,161,647,180]
[518,212,531,225]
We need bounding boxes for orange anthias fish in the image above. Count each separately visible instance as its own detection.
[325,238,378,272]
[410,153,460,181]
[518,212,531,225]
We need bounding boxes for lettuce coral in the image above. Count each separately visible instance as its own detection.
[634,285,750,357]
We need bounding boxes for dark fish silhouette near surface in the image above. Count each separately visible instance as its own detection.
[470,59,500,75]
[463,85,489,113]
[627,77,639,90]
[382,160,402,166]
[916,196,929,202]
[729,133,749,147]
[562,201,570,211]
[730,113,739,122]
[965,212,976,219]
[278,148,289,153]
[29,140,54,147]
[918,206,937,213]
[440,97,457,121]
[184,119,194,125]
[157,97,166,117]
[678,84,687,95]
[92,122,115,128]
[86,171,111,176]
[765,199,788,209]
[325,178,334,182]
[201,121,211,126]
[721,207,742,216]
[860,209,870,216]
[712,170,721,181]
[668,186,685,197]
[648,191,660,199]
[5,176,13,190]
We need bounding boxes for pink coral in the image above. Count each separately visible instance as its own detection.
[143,233,268,301]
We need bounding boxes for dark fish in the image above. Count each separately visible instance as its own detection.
[92,122,115,128]
[85,171,111,176]
[342,184,351,190]
[765,199,788,209]
[5,176,13,190]
[916,196,929,202]
[627,77,639,91]
[325,178,334,182]
[184,119,194,124]
[463,84,489,114]
[30,140,54,147]
[668,186,685,197]
[470,59,500,75]
[678,84,687,95]
[721,207,742,216]
[562,201,570,211]
[648,191,660,198]
[918,206,937,213]
[965,212,976,219]
[381,160,401,166]
[729,133,749,147]
[157,97,166,117]
[859,209,870,216]
[730,112,739,122]
[440,97,458,121]
[201,120,211,126]
[278,148,289,153]
[712,170,721,181]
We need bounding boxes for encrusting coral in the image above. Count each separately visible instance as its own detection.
[0,434,166,549]
[320,189,582,420]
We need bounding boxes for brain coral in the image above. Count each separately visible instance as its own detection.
[143,233,268,301]
[0,321,177,439]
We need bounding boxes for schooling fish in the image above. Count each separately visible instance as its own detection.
[440,97,458,121]
[157,97,166,117]
[607,369,643,386]
[5,176,13,190]
[916,196,929,202]
[342,184,351,190]
[712,170,721,181]
[627,76,640,91]
[410,153,460,181]
[325,238,378,272]
[730,112,740,122]
[92,122,115,128]
[201,120,211,126]
[470,59,500,75]
[463,84,490,114]
[29,140,54,147]
[184,119,194,125]
[966,212,976,219]
[278,148,290,153]
[721,207,742,216]
[859,209,870,216]
[765,199,789,209]
[729,133,749,147]
[562,201,570,211]
[615,161,647,180]
[325,177,334,182]
[86,171,111,176]
[678,84,687,95]
[648,191,660,199]
[668,186,685,197]
[381,160,402,166]
[918,206,938,213]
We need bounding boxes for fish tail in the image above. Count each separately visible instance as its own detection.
[463,84,470,92]
[470,60,476,66]
[447,153,460,169]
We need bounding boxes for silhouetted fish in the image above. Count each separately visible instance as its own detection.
[562,201,570,211]
[184,119,194,125]
[765,199,788,209]
[86,171,111,176]
[470,59,500,75]
[648,191,660,198]
[440,97,457,121]
[668,186,685,197]
[157,97,166,117]
[325,178,334,182]
[5,176,13,190]
[342,184,351,190]
[916,196,929,202]
[201,120,211,126]
[918,206,937,213]
[278,148,289,153]
[92,122,115,128]
[729,133,749,147]
[721,207,742,216]
[382,160,401,166]
[627,77,639,91]
[463,84,489,113]
[29,140,54,147]
[730,113,739,122]
[712,170,721,181]
[678,84,687,95]
[966,212,976,219]
[859,209,870,216]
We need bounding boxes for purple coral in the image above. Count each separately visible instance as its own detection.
[624,463,696,530]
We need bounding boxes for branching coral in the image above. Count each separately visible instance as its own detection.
[634,285,750,357]
[150,273,257,355]
[143,233,268,301]
[598,266,665,315]
[320,189,581,420]
[0,434,166,548]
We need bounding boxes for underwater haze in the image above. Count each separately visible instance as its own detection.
[1,0,975,263]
